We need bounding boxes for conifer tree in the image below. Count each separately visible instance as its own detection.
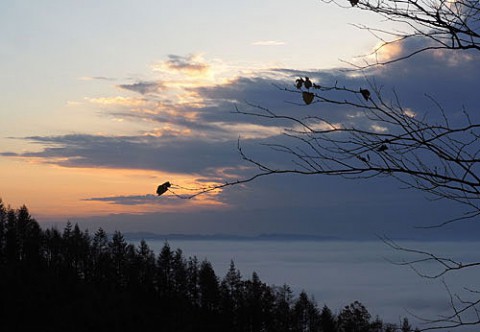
[319,305,337,332]
[198,259,220,312]
[91,227,111,284]
[338,301,371,332]
[293,291,320,332]
[0,199,7,264]
[220,260,245,330]
[136,239,156,291]
[156,242,174,298]
[16,205,42,264]
[272,284,294,331]
[186,255,200,306]
[401,317,412,332]
[110,230,128,287]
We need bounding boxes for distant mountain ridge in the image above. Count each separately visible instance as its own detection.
[122,232,480,242]
[123,232,341,242]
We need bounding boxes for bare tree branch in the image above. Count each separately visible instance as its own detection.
[165,2,480,329]
[323,0,480,68]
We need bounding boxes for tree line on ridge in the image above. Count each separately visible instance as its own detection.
[0,199,417,331]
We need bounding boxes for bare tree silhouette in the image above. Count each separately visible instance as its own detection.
[161,1,480,330]
[325,0,480,68]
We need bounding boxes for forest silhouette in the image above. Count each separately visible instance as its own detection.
[0,199,416,332]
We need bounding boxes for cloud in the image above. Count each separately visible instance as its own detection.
[145,126,192,138]
[383,37,477,68]
[370,124,388,133]
[154,54,210,75]
[79,76,117,81]
[71,178,473,239]
[252,40,286,46]
[1,134,243,175]
[84,194,163,205]
[366,39,480,125]
[4,45,480,229]
[6,44,480,177]
[118,81,165,95]
[86,96,147,107]
[0,152,18,157]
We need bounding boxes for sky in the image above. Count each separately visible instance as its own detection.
[1,0,480,239]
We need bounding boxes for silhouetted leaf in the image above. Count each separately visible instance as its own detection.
[304,77,313,89]
[360,88,370,101]
[302,91,315,105]
[156,181,171,196]
[295,78,304,89]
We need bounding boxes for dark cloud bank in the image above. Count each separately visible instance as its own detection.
[5,40,480,239]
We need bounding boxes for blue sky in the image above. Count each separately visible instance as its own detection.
[1,0,479,239]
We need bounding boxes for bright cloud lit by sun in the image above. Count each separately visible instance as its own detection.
[144,126,192,138]
[151,54,215,85]
[85,96,148,107]
[251,40,286,46]
[403,108,416,118]
[372,41,403,63]
[371,124,388,133]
